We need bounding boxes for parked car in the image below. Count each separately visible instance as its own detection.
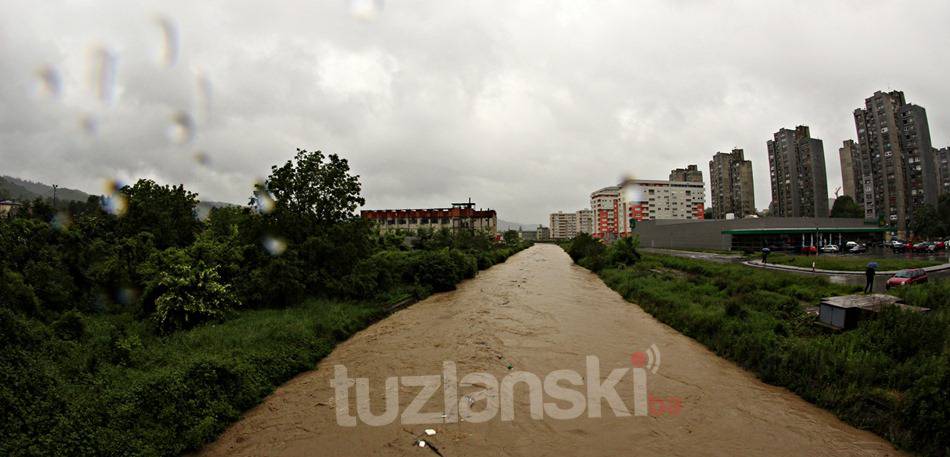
[886,269,929,289]
[848,244,867,253]
[845,241,858,249]
[820,244,839,253]
[801,245,817,254]
[934,240,946,250]
[913,242,936,252]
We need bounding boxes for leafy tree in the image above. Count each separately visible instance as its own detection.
[566,233,604,263]
[704,206,714,219]
[119,179,201,249]
[605,235,641,266]
[503,229,520,247]
[830,195,864,218]
[910,203,943,239]
[252,148,364,241]
[937,194,950,236]
[152,263,237,333]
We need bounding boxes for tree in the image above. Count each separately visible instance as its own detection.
[910,204,943,239]
[937,194,950,236]
[503,230,520,247]
[704,206,714,220]
[119,179,201,249]
[830,195,864,218]
[252,148,364,240]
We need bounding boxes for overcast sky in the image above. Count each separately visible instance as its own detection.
[2,0,949,224]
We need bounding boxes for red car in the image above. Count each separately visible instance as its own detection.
[886,269,929,290]
[801,245,817,254]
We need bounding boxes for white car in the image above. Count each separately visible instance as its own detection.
[820,244,839,253]
[845,241,858,248]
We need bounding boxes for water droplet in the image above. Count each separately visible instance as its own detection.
[196,72,213,122]
[115,287,139,306]
[167,111,195,144]
[101,179,128,216]
[102,193,128,216]
[193,150,211,166]
[155,16,179,67]
[52,211,72,231]
[79,114,99,136]
[254,183,277,214]
[262,235,287,256]
[350,0,384,20]
[89,46,117,104]
[35,65,62,98]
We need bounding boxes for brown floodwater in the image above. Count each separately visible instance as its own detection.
[200,244,902,456]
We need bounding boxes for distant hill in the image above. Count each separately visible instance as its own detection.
[1,176,90,203]
[497,219,541,232]
[0,176,237,217]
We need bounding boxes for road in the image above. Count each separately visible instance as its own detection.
[201,244,901,456]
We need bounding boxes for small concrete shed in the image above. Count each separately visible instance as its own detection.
[818,294,929,330]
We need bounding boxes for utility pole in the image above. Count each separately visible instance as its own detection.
[52,184,59,208]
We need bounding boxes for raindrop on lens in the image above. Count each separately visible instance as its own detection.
[155,16,179,67]
[35,65,62,98]
[193,150,211,166]
[79,114,99,136]
[349,0,384,20]
[90,46,117,104]
[52,211,72,231]
[167,111,195,144]
[254,183,277,214]
[262,236,287,256]
[101,179,128,216]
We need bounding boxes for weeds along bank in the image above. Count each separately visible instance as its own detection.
[0,148,530,456]
[562,234,950,456]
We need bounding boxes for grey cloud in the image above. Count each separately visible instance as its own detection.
[2,0,949,224]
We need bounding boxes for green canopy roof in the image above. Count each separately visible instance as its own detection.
[722,227,894,235]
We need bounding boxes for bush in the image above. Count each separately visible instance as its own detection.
[604,235,641,267]
[412,249,464,292]
[52,310,86,340]
[152,264,238,333]
[566,233,604,263]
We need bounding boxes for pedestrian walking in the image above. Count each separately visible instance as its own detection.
[761,247,770,264]
[865,262,878,294]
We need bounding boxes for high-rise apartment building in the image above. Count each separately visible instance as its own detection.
[669,164,703,183]
[575,209,593,234]
[935,147,950,197]
[549,209,594,240]
[622,179,705,224]
[853,90,937,232]
[767,125,829,218]
[838,140,864,206]
[708,148,755,219]
[549,211,578,240]
[590,186,621,240]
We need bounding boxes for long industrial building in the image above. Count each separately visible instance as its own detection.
[361,200,497,233]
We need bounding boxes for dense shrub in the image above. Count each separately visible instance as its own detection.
[566,233,604,264]
[152,264,238,333]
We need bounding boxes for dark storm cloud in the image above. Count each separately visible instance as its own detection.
[2,0,949,223]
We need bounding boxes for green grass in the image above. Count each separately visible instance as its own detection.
[577,252,950,455]
[1,299,385,456]
[766,252,943,271]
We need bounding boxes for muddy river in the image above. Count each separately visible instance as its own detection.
[201,244,901,456]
